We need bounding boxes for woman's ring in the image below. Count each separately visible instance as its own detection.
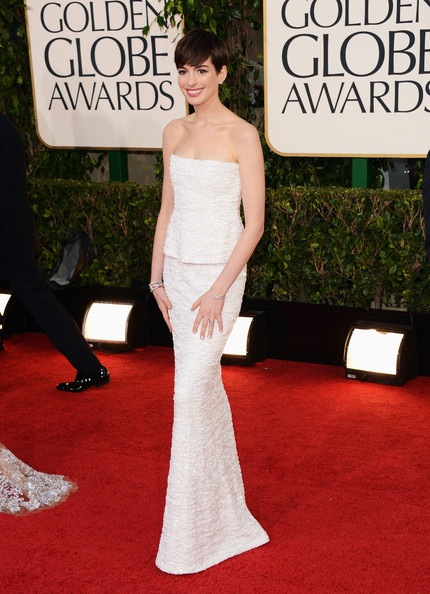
[208,320,215,325]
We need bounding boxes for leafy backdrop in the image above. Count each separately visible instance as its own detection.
[29,180,430,312]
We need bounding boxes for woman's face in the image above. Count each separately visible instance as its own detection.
[177,58,226,107]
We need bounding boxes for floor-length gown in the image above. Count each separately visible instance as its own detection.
[0,443,76,514]
[155,155,269,574]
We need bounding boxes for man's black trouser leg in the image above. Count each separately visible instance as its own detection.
[0,257,100,373]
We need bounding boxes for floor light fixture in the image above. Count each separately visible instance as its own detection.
[82,300,147,352]
[222,310,267,366]
[343,320,418,385]
[0,292,12,317]
[0,292,12,351]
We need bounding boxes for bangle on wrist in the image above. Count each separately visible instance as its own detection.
[149,280,164,293]
[210,287,225,300]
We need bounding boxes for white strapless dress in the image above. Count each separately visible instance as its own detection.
[0,443,76,514]
[156,156,269,575]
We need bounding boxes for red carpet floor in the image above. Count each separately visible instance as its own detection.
[1,333,430,593]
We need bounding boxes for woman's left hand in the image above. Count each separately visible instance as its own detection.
[191,290,224,339]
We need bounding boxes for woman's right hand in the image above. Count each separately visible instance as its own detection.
[153,288,173,333]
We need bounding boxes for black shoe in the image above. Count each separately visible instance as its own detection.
[56,366,110,392]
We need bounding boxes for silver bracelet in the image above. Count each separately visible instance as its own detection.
[210,287,225,300]
[149,280,164,293]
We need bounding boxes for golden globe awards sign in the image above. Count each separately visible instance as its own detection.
[25,0,186,149]
[265,0,430,157]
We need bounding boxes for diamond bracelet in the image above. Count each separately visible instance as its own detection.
[210,287,225,300]
[149,280,164,293]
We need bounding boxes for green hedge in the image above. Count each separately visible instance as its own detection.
[248,187,429,311]
[29,179,160,288]
[29,180,430,312]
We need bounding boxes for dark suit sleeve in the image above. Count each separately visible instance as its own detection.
[0,113,37,259]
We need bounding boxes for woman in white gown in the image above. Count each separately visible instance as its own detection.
[0,443,76,514]
[150,29,269,574]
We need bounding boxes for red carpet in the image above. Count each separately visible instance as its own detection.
[1,333,430,593]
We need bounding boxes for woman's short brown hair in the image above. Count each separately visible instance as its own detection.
[174,29,229,73]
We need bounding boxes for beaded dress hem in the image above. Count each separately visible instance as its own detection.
[0,444,77,515]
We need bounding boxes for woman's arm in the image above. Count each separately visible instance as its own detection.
[192,122,265,338]
[149,124,176,331]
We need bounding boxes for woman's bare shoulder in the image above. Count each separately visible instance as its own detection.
[164,117,187,137]
[163,117,189,150]
[229,116,261,157]
[232,115,259,139]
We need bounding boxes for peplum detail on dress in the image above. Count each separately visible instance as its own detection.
[164,155,244,264]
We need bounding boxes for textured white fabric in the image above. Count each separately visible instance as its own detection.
[156,157,269,575]
[163,155,244,264]
[0,443,76,514]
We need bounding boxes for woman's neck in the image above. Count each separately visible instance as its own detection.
[190,101,230,125]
